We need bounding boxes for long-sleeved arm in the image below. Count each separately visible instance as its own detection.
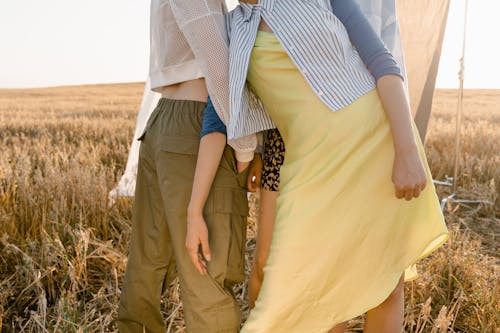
[331,0,403,81]
[170,0,255,161]
[170,0,230,123]
[378,0,409,93]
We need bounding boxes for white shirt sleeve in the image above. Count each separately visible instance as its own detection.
[170,0,256,161]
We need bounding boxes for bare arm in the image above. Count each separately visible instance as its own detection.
[187,133,226,218]
[186,132,226,274]
[376,75,427,201]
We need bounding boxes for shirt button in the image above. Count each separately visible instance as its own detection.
[318,90,324,96]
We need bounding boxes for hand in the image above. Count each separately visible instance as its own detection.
[185,214,211,275]
[392,145,427,201]
[247,154,263,192]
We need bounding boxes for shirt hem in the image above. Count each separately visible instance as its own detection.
[150,60,204,91]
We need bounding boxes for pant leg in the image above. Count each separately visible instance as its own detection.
[149,100,249,333]
[118,132,177,333]
[203,146,250,285]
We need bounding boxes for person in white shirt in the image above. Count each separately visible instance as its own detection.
[117,1,251,332]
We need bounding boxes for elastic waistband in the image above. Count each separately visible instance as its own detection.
[156,98,206,112]
[137,98,207,141]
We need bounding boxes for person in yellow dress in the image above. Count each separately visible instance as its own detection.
[244,1,415,331]
[226,0,449,332]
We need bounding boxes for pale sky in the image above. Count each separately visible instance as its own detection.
[0,0,498,89]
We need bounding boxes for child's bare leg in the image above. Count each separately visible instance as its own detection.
[328,322,348,333]
[249,188,279,308]
[364,274,405,333]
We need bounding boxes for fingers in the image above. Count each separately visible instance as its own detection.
[247,163,263,192]
[246,154,263,192]
[185,218,212,275]
[200,234,212,262]
[404,188,413,201]
[413,181,427,198]
[395,186,417,201]
[247,174,257,192]
[412,181,426,199]
[395,187,405,199]
[254,171,262,189]
[187,242,207,275]
[198,252,208,272]
[412,186,421,199]
[395,180,427,201]
[248,174,263,192]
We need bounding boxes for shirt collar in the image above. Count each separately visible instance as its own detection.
[239,0,275,21]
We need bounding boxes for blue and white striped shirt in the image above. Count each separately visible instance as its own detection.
[226,0,402,151]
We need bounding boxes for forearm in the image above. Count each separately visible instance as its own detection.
[376,75,417,153]
[188,132,226,218]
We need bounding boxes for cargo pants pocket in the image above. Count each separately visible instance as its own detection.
[220,148,251,283]
[211,186,249,284]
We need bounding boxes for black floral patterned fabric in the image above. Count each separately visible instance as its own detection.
[262,129,285,192]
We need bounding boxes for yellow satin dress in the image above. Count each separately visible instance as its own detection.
[241,31,449,332]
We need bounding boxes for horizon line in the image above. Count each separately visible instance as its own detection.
[1,82,499,91]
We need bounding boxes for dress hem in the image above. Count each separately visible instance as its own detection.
[329,231,449,330]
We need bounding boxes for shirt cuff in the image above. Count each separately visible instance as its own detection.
[371,56,404,82]
[235,150,254,163]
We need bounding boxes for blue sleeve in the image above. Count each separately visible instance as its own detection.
[331,0,403,81]
[200,96,227,138]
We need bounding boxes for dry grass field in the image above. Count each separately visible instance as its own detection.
[0,83,498,332]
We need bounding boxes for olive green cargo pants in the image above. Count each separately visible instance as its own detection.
[118,99,249,333]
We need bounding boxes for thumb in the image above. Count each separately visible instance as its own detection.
[255,173,262,187]
[248,175,257,192]
[200,233,212,262]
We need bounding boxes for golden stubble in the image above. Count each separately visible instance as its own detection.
[0,84,498,332]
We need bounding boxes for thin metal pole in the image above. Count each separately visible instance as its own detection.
[453,0,469,193]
